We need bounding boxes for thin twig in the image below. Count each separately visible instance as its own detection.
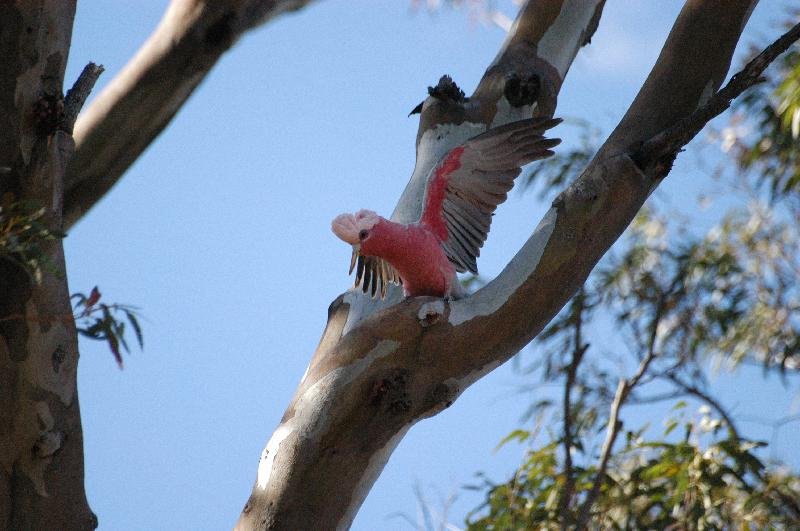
[665,373,741,440]
[738,413,800,455]
[628,390,683,404]
[738,413,800,427]
[0,303,132,324]
[576,379,626,528]
[635,20,800,170]
[576,311,663,529]
[559,290,588,530]
[63,62,105,134]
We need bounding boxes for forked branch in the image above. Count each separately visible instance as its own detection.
[62,0,318,229]
[636,19,800,172]
[237,2,608,528]
[236,1,800,529]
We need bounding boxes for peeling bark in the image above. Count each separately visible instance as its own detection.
[0,3,98,528]
[1,2,320,527]
[236,1,776,528]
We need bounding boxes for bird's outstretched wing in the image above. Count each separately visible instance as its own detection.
[419,117,562,274]
[352,253,401,299]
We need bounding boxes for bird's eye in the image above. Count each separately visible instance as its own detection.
[358,229,369,240]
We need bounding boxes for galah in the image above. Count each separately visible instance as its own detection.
[331,117,561,299]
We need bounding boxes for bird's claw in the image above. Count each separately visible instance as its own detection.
[417,299,446,327]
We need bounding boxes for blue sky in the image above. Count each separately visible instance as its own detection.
[63,1,797,529]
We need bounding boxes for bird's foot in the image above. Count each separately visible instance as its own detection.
[417,299,446,327]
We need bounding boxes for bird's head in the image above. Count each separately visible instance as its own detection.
[331,209,381,251]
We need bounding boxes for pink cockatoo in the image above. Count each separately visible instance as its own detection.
[332,117,561,298]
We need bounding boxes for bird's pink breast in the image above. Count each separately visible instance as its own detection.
[361,220,455,297]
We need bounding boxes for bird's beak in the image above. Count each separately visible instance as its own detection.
[349,244,360,274]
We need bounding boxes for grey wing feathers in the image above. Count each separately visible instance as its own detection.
[442,117,561,274]
[352,251,402,299]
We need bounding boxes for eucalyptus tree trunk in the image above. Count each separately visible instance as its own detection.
[0,1,314,528]
[2,0,793,529]
[0,3,96,529]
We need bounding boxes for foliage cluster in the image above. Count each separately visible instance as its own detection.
[464,31,800,529]
[0,198,63,282]
[0,200,142,368]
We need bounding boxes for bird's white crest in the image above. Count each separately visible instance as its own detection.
[331,210,380,245]
[354,209,380,229]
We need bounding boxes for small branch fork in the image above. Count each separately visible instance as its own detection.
[635,20,800,173]
[575,338,659,529]
[63,0,319,229]
[558,290,588,530]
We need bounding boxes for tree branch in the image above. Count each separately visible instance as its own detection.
[445,0,761,381]
[558,290,587,530]
[236,1,800,528]
[576,379,625,528]
[62,0,317,229]
[342,0,608,331]
[576,330,659,528]
[237,2,608,528]
[635,19,800,173]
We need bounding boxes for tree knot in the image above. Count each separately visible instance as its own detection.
[429,382,454,409]
[370,368,411,414]
[33,430,63,458]
[504,73,540,108]
[33,94,65,136]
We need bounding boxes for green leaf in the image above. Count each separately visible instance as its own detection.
[125,310,144,348]
[671,400,687,411]
[495,429,530,451]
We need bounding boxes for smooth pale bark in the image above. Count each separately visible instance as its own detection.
[236,1,763,529]
[0,2,97,529]
[237,1,608,528]
[62,0,318,229]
